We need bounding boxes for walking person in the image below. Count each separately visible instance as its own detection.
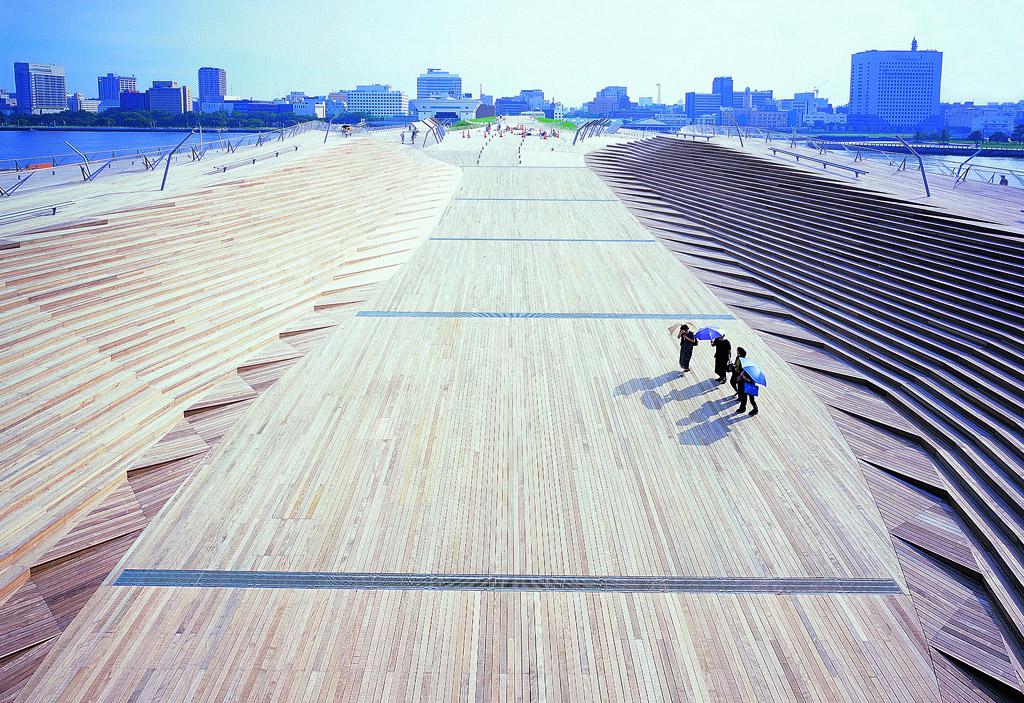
[737,366,760,416]
[677,324,698,373]
[711,333,732,384]
[730,347,747,397]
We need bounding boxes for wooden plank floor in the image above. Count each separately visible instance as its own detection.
[18,125,941,701]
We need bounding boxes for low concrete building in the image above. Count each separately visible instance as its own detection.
[409,96,481,121]
[67,93,101,113]
[0,88,18,115]
[346,84,408,119]
[119,91,149,111]
[147,81,192,115]
[294,97,326,119]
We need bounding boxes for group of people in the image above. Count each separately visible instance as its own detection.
[399,125,419,145]
[677,324,760,416]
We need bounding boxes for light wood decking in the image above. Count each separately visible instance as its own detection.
[14,128,942,701]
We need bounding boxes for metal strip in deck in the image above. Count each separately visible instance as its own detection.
[462,166,590,170]
[354,311,736,320]
[429,237,658,243]
[114,569,903,594]
[454,197,618,202]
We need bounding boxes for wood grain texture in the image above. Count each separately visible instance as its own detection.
[16,128,942,701]
[1,136,460,699]
[589,134,1024,699]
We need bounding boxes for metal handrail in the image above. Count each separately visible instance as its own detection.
[679,124,1024,189]
[0,120,325,196]
[0,200,74,226]
[766,146,869,177]
[0,121,320,172]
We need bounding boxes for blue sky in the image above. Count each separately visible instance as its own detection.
[6,0,1023,106]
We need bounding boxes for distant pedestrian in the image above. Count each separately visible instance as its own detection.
[737,366,759,416]
[677,324,698,373]
[401,132,405,144]
[711,334,732,384]
[730,347,747,397]
[1000,175,1009,186]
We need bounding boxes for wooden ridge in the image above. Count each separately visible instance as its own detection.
[589,135,1024,701]
[0,138,459,702]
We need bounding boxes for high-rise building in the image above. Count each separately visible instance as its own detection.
[346,84,408,119]
[712,76,734,107]
[97,73,137,101]
[416,68,462,99]
[13,62,67,114]
[198,67,227,104]
[849,38,942,131]
[147,80,192,115]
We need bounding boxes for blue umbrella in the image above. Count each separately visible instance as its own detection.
[694,326,724,341]
[740,358,767,386]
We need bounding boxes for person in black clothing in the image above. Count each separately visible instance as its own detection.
[730,347,747,397]
[711,334,732,384]
[737,367,759,416]
[677,324,698,373]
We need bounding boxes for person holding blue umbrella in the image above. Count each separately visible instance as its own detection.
[737,357,766,416]
[730,347,748,398]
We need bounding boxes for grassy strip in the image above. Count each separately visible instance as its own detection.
[536,117,577,131]
[450,116,498,130]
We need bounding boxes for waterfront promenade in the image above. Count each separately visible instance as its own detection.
[7,124,944,701]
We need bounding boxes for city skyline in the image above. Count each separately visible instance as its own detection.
[5,0,1023,107]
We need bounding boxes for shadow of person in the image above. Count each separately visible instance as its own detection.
[613,370,681,397]
[641,390,666,410]
[675,400,748,445]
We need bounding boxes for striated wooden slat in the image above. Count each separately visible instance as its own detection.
[0,638,56,703]
[0,580,59,660]
[184,373,258,414]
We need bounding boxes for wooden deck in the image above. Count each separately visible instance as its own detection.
[0,138,461,700]
[588,134,1024,702]
[12,127,942,700]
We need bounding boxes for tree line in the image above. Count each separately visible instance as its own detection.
[0,109,370,130]
[915,124,1024,144]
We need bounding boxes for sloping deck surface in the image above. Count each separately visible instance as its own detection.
[0,139,460,700]
[588,135,1024,702]
[12,127,941,701]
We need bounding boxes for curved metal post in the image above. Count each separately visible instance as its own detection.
[896,136,930,197]
[64,140,91,179]
[324,112,340,144]
[954,149,983,184]
[721,111,744,147]
[160,130,195,191]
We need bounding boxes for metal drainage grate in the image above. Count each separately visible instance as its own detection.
[114,570,903,595]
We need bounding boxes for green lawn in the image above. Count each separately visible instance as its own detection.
[450,116,498,130]
[535,117,577,131]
